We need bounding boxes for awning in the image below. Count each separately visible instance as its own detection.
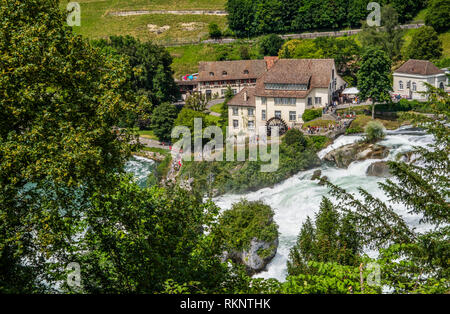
[342,87,359,95]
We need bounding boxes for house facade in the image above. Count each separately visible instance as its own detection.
[393,59,447,101]
[227,59,345,134]
[196,57,278,99]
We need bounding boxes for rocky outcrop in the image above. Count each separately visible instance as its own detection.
[366,161,392,177]
[223,237,278,275]
[323,142,390,168]
[311,169,322,180]
[133,150,166,162]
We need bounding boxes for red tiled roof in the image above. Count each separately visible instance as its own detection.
[395,59,444,76]
[198,60,267,82]
[255,59,335,98]
[227,87,256,107]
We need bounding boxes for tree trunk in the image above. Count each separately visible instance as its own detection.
[371,100,375,119]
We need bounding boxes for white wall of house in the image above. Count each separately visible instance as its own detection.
[393,73,447,101]
[228,106,256,134]
[198,82,256,98]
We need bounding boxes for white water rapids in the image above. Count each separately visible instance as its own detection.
[213,126,435,281]
[126,126,435,282]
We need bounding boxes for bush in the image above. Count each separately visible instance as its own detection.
[282,129,308,151]
[218,200,278,251]
[363,121,385,143]
[258,34,284,56]
[302,109,322,122]
[425,0,450,33]
[208,23,222,39]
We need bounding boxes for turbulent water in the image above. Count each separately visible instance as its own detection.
[124,155,156,188]
[213,126,435,281]
[125,127,435,282]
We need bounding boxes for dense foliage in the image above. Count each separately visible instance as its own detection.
[359,4,404,61]
[258,34,285,56]
[302,109,323,122]
[0,0,140,292]
[363,121,386,143]
[92,35,180,128]
[425,0,450,33]
[218,200,278,252]
[150,102,179,142]
[279,37,361,84]
[357,47,392,119]
[287,198,362,277]
[406,26,443,61]
[226,0,424,37]
[179,129,320,196]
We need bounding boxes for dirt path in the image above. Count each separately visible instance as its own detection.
[108,10,228,17]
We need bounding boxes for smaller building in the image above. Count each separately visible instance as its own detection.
[393,59,447,101]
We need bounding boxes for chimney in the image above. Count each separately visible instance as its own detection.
[264,56,279,70]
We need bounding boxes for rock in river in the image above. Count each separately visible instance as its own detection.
[323,142,390,168]
[366,161,392,177]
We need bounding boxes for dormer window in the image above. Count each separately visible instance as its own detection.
[209,72,214,77]
[222,71,227,76]
[243,70,249,75]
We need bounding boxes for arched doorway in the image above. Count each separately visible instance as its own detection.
[266,117,288,136]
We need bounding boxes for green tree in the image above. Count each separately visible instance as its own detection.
[425,0,450,33]
[363,121,386,143]
[359,4,404,61]
[406,26,443,61]
[278,39,324,59]
[150,103,179,142]
[185,92,209,112]
[357,47,392,119]
[327,85,450,293]
[76,181,231,293]
[258,34,285,56]
[287,198,362,277]
[0,0,140,292]
[239,45,251,60]
[208,22,222,39]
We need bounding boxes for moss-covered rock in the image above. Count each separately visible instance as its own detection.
[218,200,279,275]
[323,142,389,168]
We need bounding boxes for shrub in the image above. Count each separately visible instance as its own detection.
[218,200,278,251]
[258,34,284,56]
[282,129,308,151]
[363,121,385,143]
[208,23,222,39]
[302,109,322,122]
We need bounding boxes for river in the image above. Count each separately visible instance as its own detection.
[213,126,434,281]
[126,126,434,282]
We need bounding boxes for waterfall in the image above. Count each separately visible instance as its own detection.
[213,126,435,281]
[124,155,156,188]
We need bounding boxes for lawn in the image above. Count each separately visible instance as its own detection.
[348,115,405,132]
[209,102,224,114]
[167,41,261,78]
[62,0,227,44]
[130,128,158,140]
[302,120,337,129]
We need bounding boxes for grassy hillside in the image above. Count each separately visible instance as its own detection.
[167,41,261,78]
[62,0,227,44]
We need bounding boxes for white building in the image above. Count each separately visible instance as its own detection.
[227,58,346,135]
[393,59,447,101]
